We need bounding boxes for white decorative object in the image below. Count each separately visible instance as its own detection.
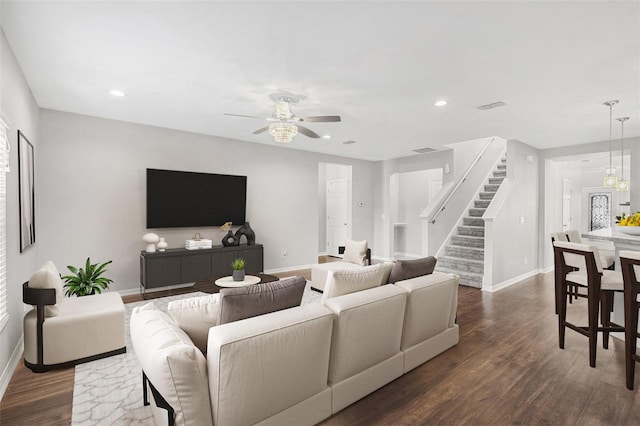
[185,239,212,250]
[142,233,160,253]
[157,237,168,252]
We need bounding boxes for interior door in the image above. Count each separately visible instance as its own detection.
[326,179,350,256]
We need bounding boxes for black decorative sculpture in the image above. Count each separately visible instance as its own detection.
[221,230,239,247]
[235,222,256,245]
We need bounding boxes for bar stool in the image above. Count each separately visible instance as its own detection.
[551,232,579,310]
[565,229,616,270]
[553,241,624,367]
[620,250,640,390]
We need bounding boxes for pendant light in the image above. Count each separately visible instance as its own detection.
[616,116,630,191]
[603,100,619,188]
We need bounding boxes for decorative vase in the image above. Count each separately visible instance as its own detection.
[157,237,168,252]
[235,221,256,245]
[232,269,245,282]
[222,230,239,247]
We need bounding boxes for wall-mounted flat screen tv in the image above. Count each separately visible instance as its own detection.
[146,168,247,228]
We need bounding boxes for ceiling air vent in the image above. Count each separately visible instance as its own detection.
[413,147,437,154]
[343,140,357,145]
[477,101,507,110]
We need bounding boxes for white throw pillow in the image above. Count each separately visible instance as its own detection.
[130,303,213,426]
[343,239,368,265]
[28,261,65,317]
[167,294,220,354]
[322,263,386,303]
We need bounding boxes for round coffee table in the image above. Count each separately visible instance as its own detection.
[214,275,261,288]
[195,273,280,293]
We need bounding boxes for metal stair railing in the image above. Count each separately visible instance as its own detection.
[429,137,496,224]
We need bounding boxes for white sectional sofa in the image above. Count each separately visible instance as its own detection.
[130,270,459,426]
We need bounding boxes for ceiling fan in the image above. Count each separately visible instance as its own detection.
[225,95,341,143]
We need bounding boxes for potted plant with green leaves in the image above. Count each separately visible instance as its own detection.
[231,258,245,282]
[62,258,114,297]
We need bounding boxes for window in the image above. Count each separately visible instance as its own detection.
[0,119,9,331]
[588,192,611,231]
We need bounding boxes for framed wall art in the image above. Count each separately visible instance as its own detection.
[18,130,35,252]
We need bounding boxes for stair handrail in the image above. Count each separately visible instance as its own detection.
[429,137,496,224]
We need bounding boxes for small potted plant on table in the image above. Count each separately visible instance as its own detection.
[232,258,245,282]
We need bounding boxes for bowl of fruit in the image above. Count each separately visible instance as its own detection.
[616,212,640,235]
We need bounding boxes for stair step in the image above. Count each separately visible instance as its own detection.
[468,208,486,217]
[438,256,484,275]
[435,267,483,288]
[484,184,500,192]
[479,192,496,200]
[457,226,485,237]
[493,170,506,178]
[488,177,504,185]
[463,217,484,227]
[496,164,506,170]
[444,245,484,261]
[474,200,490,209]
[451,235,485,248]
[501,158,507,163]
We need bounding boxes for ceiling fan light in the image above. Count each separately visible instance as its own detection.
[269,122,298,143]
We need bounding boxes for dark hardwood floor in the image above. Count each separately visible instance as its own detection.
[2,267,639,425]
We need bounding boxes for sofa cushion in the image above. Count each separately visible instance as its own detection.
[167,294,220,354]
[130,303,213,426]
[311,261,363,292]
[28,261,65,317]
[321,263,386,303]
[343,239,368,265]
[387,256,437,284]
[217,276,306,325]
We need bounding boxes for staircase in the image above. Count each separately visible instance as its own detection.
[435,157,507,288]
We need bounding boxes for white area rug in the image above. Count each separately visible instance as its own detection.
[71,282,322,425]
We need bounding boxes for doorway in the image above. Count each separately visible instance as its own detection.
[318,163,352,256]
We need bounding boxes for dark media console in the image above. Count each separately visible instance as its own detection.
[139,244,263,292]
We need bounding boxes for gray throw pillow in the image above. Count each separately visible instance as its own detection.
[217,276,306,325]
[387,256,437,284]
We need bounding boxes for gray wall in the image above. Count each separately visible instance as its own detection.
[0,29,41,396]
[37,109,376,292]
[485,140,539,287]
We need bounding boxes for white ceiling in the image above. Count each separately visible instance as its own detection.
[1,1,639,161]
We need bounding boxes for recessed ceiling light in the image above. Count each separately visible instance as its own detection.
[109,90,125,97]
[322,135,332,139]
[434,100,447,107]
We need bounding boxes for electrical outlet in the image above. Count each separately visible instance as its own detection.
[282,250,287,259]
[524,256,528,265]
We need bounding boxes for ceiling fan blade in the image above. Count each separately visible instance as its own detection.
[297,125,320,138]
[225,113,277,122]
[252,126,270,135]
[298,115,341,123]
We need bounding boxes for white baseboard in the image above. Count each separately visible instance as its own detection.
[0,334,23,401]
[264,264,316,274]
[483,269,541,293]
